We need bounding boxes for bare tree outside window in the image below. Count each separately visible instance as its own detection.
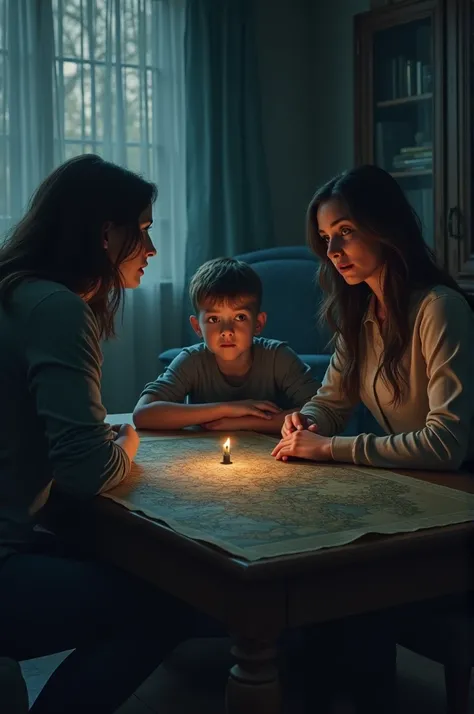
[0,0,179,284]
[53,0,158,176]
[52,0,173,278]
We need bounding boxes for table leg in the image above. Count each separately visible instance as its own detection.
[225,637,281,714]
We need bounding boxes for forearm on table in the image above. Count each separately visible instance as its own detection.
[332,427,468,471]
[51,440,130,498]
[224,409,295,434]
[114,436,137,465]
[133,401,228,429]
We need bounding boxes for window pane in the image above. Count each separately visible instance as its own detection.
[60,0,88,59]
[124,67,143,143]
[53,0,160,179]
[61,61,83,139]
[64,142,97,160]
[123,0,139,65]
[147,68,154,141]
[54,0,107,61]
[92,64,105,141]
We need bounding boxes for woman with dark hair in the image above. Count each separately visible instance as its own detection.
[272,164,474,714]
[0,155,192,714]
[273,163,474,470]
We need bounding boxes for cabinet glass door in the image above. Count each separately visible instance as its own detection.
[448,0,474,283]
[372,17,434,248]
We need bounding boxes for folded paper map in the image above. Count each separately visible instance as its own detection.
[102,432,474,561]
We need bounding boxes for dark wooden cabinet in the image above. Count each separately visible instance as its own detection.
[452,0,474,289]
[355,0,474,290]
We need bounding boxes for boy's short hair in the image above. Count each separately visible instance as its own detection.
[189,257,262,313]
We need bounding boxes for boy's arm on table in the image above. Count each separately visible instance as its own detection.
[202,347,321,434]
[134,397,282,430]
[202,409,295,434]
[134,397,232,430]
[133,349,202,429]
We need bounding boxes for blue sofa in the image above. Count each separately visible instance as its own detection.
[159,246,380,436]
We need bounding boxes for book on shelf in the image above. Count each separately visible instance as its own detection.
[384,56,432,101]
[400,144,432,154]
[416,61,423,95]
[406,59,414,97]
[392,143,433,171]
[393,160,432,172]
[393,154,432,170]
[393,157,432,169]
[395,151,432,160]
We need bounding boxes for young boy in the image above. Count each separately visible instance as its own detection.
[133,257,319,433]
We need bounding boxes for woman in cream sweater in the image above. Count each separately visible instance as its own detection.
[273,164,474,714]
[273,164,474,471]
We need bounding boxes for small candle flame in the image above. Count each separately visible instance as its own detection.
[223,438,231,452]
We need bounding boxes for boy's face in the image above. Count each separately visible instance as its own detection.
[190,297,266,363]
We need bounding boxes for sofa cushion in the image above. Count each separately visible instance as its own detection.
[159,347,183,368]
[298,354,330,383]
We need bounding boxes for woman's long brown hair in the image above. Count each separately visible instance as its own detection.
[307,164,473,406]
[0,154,157,338]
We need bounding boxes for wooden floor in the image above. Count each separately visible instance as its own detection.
[20,639,474,713]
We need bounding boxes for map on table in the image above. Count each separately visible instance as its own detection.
[102,432,474,561]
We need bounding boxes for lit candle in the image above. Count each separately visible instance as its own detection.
[221,437,232,465]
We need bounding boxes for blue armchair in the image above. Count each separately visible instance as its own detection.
[158,246,379,435]
[233,246,333,382]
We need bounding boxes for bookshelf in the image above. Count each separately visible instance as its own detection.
[355,0,474,290]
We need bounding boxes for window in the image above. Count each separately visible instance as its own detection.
[53,0,158,173]
[52,0,176,279]
[0,0,184,283]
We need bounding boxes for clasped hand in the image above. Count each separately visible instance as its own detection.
[271,411,332,462]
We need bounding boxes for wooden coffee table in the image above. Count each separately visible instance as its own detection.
[57,414,474,714]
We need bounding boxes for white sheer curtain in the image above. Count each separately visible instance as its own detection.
[0,0,187,413]
[0,0,56,235]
